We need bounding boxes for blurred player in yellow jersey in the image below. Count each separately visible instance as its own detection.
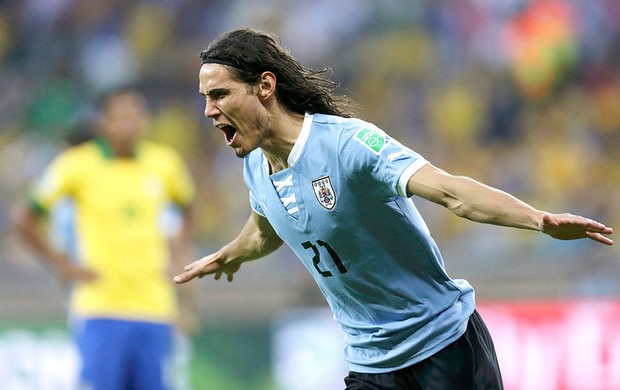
[14,86,196,390]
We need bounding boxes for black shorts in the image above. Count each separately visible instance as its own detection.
[344,310,504,390]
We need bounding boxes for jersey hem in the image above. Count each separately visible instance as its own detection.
[346,309,472,374]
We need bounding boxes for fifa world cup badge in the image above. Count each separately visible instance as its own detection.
[312,176,336,210]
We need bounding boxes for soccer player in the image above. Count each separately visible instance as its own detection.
[173,29,614,389]
[14,87,196,390]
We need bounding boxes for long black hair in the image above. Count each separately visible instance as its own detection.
[200,29,358,118]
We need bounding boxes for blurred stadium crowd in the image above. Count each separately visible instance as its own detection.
[1,0,619,316]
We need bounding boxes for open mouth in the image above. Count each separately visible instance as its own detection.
[217,124,237,143]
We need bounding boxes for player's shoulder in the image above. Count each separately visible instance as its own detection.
[309,114,369,147]
[39,141,103,180]
[139,140,176,154]
[312,114,388,156]
[138,140,182,161]
[55,140,99,164]
[311,114,368,131]
[313,114,377,137]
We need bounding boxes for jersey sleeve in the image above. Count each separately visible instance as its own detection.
[162,149,195,209]
[28,151,79,215]
[249,190,266,217]
[338,121,428,197]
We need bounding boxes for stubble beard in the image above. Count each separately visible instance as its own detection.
[233,117,268,159]
[234,146,247,158]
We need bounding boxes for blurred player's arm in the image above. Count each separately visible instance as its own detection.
[174,210,283,284]
[12,203,98,282]
[407,163,613,245]
[169,205,199,333]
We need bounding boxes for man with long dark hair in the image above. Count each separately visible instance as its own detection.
[174,29,613,389]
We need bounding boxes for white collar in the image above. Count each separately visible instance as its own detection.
[287,113,313,166]
[263,113,313,173]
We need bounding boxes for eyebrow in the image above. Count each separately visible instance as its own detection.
[199,87,228,98]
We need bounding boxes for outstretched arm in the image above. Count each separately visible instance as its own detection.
[408,163,613,245]
[174,210,284,284]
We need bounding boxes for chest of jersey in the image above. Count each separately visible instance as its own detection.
[76,160,167,227]
[244,115,438,289]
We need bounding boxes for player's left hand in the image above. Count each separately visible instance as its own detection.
[540,212,613,245]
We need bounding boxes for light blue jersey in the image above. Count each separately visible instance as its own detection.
[244,113,475,373]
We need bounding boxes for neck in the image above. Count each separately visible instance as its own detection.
[261,111,305,174]
[109,139,137,158]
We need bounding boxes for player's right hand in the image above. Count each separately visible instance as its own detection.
[174,252,241,284]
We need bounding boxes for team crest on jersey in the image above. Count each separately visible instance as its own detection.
[312,176,336,210]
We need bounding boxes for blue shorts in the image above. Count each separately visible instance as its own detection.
[73,318,172,390]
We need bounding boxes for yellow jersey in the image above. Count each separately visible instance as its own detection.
[29,139,195,322]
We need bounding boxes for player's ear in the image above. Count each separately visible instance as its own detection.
[256,71,276,100]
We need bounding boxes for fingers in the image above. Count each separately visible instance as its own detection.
[174,256,240,284]
[545,212,608,229]
[174,258,212,284]
[213,269,236,282]
[582,217,613,245]
[541,212,614,245]
[586,231,614,246]
[582,218,612,232]
[174,270,198,284]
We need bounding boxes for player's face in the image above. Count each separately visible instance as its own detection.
[99,92,148,152]
[199,63,269,158]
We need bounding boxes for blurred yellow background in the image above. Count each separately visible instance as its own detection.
[0,1,618,389]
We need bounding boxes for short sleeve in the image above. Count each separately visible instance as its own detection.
[163,150,195,208]
[249,190,266,217]
[29,152,78,214]
[338,121,428,198]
